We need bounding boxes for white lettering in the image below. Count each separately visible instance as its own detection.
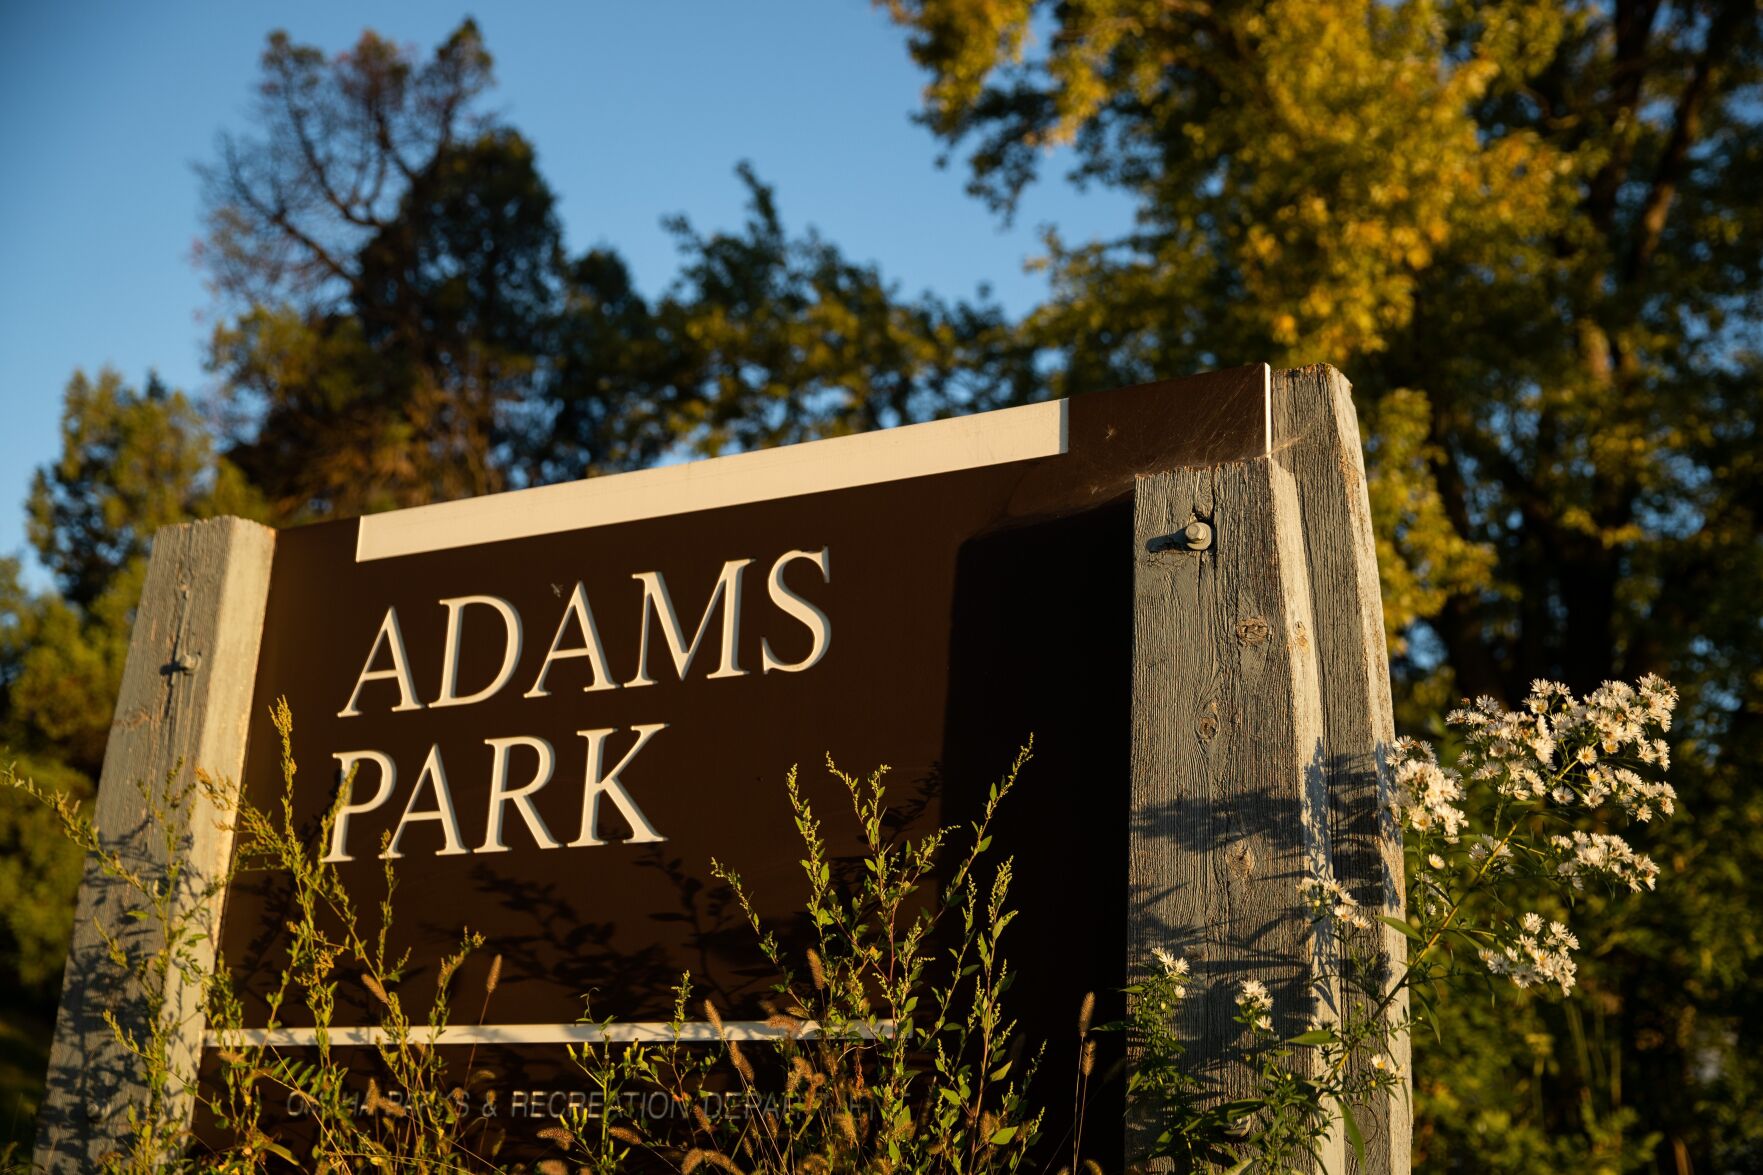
[477,736,560,853]
[625,560,753,686]
[762,548,832,673]
[383,744,468,858]
[323,751,398,862]
[338,608,423,716]
[571,724,668,846]
[432,595,523,709]
[524,582,618,698]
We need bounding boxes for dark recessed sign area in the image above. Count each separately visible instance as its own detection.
[38,365,1410,1171]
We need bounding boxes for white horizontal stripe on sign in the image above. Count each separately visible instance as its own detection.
[355,400,1068,562]
[207,1020,896,1048]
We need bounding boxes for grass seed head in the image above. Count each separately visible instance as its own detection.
[361,973,390,1007]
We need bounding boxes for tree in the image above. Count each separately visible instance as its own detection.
[28,371,259,614]
[200,21,562,517]
[0,560,92,1006]
[16,370,261,775]
[878,0,1763,1167]
[642,164,1039,456]
[202,23,1034,520]
[209,127,572,516]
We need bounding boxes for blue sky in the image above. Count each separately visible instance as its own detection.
[0,1,1134,582]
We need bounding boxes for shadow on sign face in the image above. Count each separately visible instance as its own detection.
[941,499,1135,1168]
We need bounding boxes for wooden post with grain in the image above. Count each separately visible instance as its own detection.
[1128,364,1407,1172]
[34,518,275,1172]
[1274,365,1411,1173]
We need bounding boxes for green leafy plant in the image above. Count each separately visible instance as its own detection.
[544,743,1043,1173]
[5,759,228,1172]
[5,702,504,1172]
[201,698,499,1171]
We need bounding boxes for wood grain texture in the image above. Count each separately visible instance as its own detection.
[1272,364,1410,1173]
[1130,457,1341,1171]
[36,517,276,1171]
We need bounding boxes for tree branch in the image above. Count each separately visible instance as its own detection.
[1624,4,1753,282]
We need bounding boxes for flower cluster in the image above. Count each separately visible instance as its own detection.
[1480,912,1581,994]
[1550,830,1660,893]
[1414,678,1679,993]
[1449,694,1560,800]
[1450,676,1679,811]
[1151,946,1191,999]
[1585,766,1677,822]
[1298,875,1371,930]
[1235,979,1273,1034]
[1389,737,1468,838]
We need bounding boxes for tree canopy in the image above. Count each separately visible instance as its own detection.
[197,22,1030,520]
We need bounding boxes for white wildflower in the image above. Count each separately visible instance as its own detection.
[1550,830,1659,892]
[1389,737,1468,838]
[1480,911,1580,994]
[1298,875,1372,930]
[1467,835,1513,873]
[1151,946,1189,979]
[1637,674,1678,729]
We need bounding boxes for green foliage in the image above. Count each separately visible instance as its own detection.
[206,700,497,1167]
[9,370,262,775]
[4,760,232,1172]
[0,749,88,998]
[550,745,1044,1172]
[3,723,1046,1172]
[644,164,1039,459]
[3,710,505,1171]
[27,370,261,612]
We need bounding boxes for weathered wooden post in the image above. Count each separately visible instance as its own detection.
[1130,453,1342,1171]
[35,519,275,1171]
[1272,365,1410,1173]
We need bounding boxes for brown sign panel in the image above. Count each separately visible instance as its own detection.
[208,366,1270,1154]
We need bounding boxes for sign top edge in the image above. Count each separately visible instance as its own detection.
[355,397,1069,562]
[351,364,1271,563]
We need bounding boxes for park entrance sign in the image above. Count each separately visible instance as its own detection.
[38,365,1408,1172]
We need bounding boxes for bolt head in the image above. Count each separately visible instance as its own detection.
[1183,521,1214,550]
